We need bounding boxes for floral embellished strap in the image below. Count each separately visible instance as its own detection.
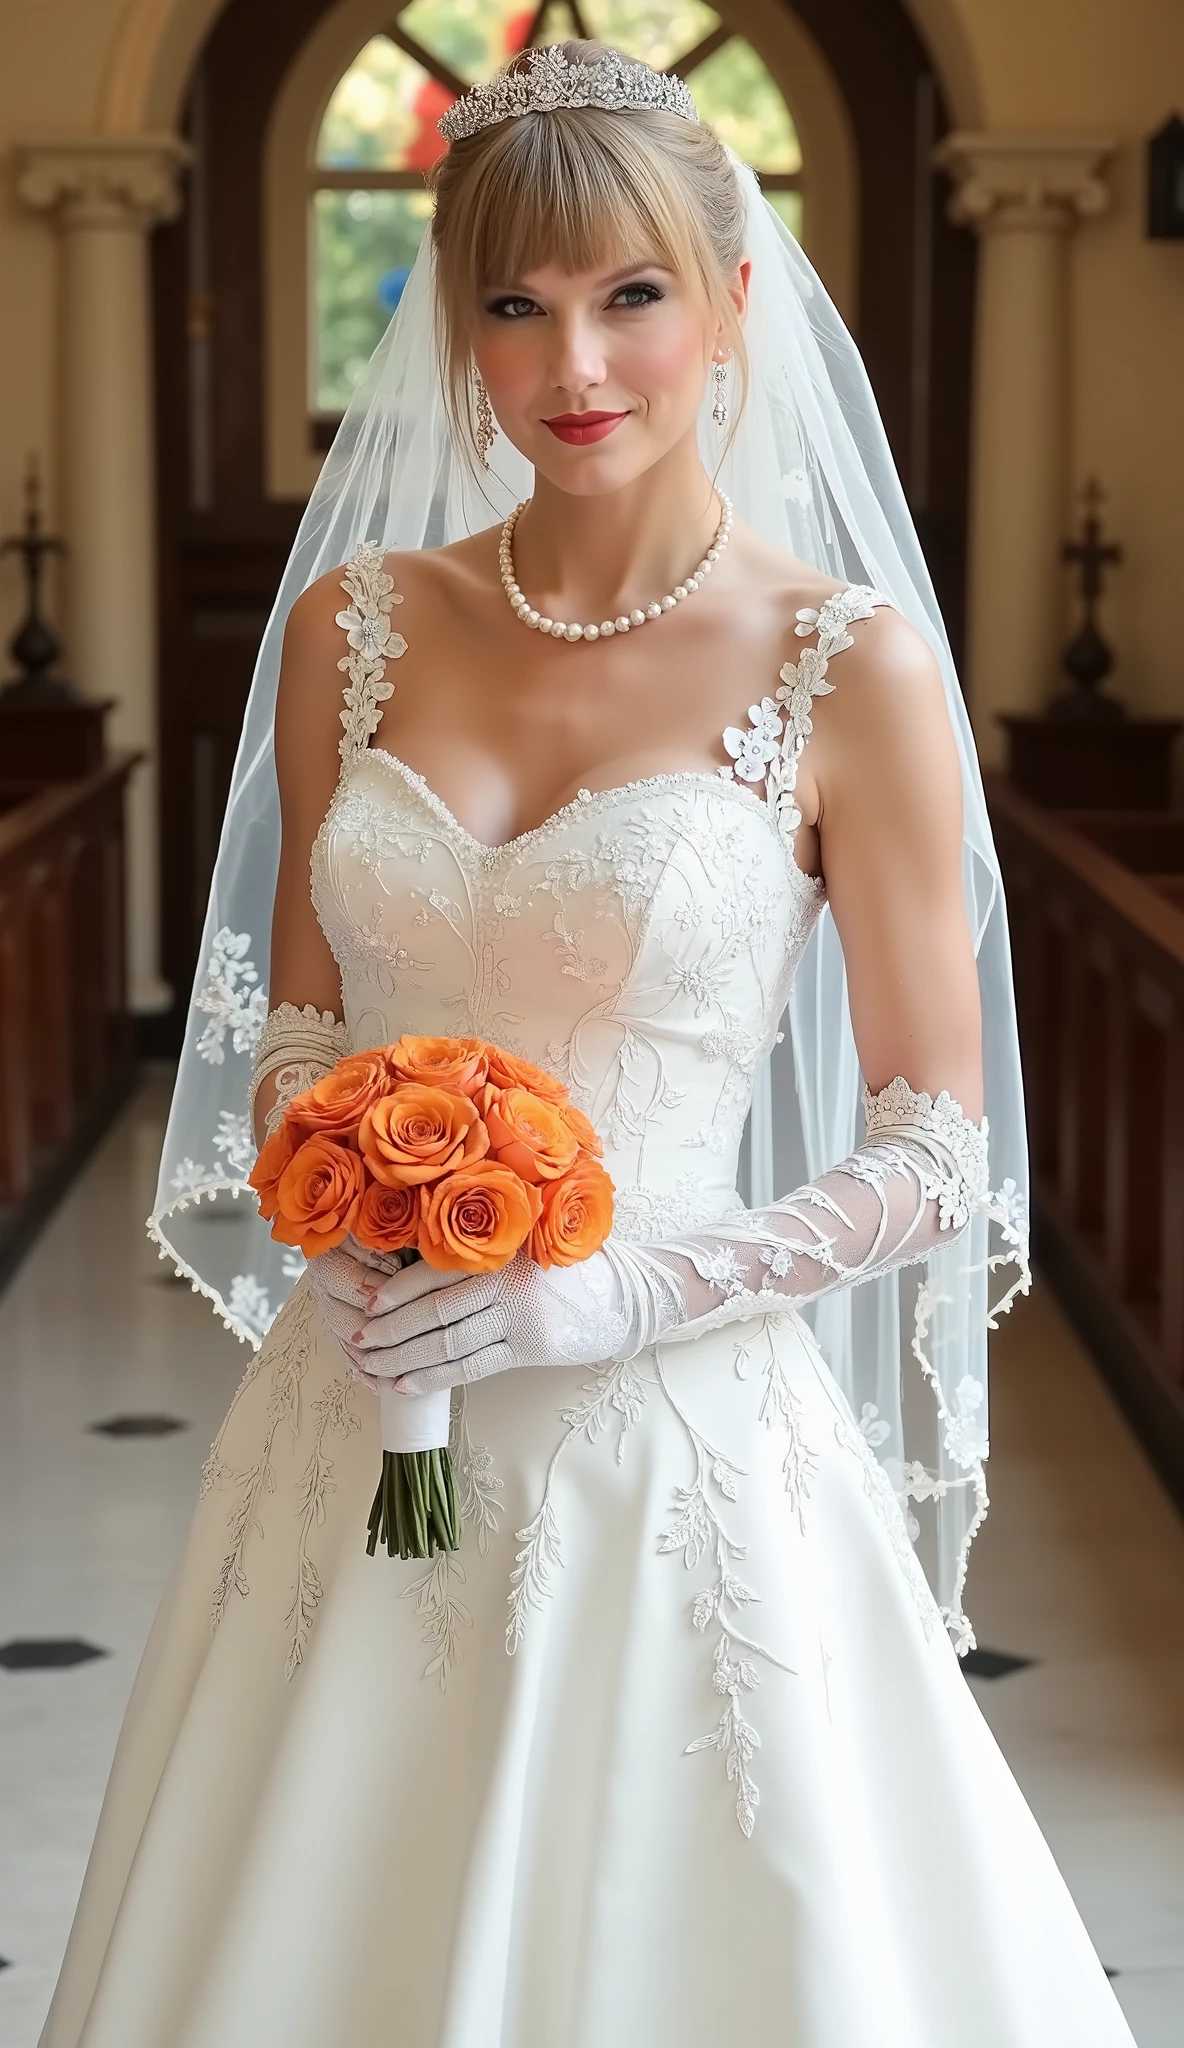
[721,584,893,848]
[335,540,407,770]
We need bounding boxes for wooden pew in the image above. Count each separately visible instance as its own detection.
[987,774,1184,1505]
[0,755,139,1275]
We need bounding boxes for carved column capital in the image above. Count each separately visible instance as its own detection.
[934,131,1117,234]
[16,134,190,231]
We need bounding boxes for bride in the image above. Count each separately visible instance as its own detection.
[42,40,1135,2048]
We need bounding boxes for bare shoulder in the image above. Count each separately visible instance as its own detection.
[284,525,498,643]
[810,598,960,835]
[727,520,841,617]
[284,559,350,639]
[381,527,500,610]
[817,600,948,740]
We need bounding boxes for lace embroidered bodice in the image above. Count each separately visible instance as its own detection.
[310,544,892,1241]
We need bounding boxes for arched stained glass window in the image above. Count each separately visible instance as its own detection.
[311,4,802,419]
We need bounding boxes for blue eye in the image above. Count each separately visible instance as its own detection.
[485,281,665,319]
[487,295,538,319]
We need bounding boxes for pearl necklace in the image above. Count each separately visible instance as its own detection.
[499,493,733,643]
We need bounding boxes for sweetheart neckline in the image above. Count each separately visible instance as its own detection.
[354,746,826,894]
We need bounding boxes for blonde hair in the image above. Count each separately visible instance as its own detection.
[429,41,748,469]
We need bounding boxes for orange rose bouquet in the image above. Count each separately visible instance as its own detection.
[248,1035,613,1560]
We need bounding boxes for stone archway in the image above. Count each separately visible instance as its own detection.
[98,0,226,134]
[100,0,988,137]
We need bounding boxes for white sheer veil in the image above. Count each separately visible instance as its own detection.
[150,145,1030,1650]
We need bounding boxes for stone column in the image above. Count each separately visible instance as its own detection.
[18,136,189,1014]
[935,133,1115,765]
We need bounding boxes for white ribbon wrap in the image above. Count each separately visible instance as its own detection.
[380,1382,452,1454]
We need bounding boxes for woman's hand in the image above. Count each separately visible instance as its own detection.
[305,1239,681,1395]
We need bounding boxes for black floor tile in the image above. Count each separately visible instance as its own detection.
[89,1414,188,1438]
[961,1646,1036,1680]
[0,1637,109,1671]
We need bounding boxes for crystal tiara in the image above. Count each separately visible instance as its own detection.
[437,47,699,145]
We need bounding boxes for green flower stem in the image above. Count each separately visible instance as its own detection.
[366,1448,463,1560]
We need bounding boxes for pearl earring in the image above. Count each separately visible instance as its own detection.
[473,367,495,467]
[712,352,731,429]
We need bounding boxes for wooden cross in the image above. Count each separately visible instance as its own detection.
[1062,477,1122,622]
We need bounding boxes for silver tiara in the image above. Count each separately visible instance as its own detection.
[437,47,699,145]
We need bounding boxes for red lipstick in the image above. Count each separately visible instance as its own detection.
[543,410,628,445]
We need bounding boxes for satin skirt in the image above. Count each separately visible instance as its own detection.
[40,1281,1134,2048]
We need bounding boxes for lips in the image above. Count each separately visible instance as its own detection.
[542,411,629,446]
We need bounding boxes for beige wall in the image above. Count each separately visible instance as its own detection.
[0,0,1180,721]
[0,0,130,664]
[946,0,1184,722]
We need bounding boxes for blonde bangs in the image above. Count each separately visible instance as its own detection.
[459,111,698,293]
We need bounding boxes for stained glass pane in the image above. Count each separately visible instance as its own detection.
[313,188,433,412]
[397,0,541,83]
[396,0,722,94]
[687,39,800,172]
[585,0,720,72]
[316,35,449,173]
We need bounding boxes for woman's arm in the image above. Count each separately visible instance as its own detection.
[251,576,352,1145]
[815,604,982,1115]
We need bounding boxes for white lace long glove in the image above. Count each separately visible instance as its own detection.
[315,1081,988,1395]
[306,1238,683,1397]
[642,1080,991,1343]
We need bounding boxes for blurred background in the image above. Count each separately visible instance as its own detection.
[1,2,1183,2043]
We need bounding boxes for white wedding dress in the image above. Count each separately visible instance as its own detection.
[41,572,1134,2048]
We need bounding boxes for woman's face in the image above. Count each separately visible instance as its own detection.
[472,250,748,494]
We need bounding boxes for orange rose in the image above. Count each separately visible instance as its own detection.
[483,1086,580,1184]
[271,1136,365,1254]
[483,1046,567,1104]
[387,1034,488,1098]
[248,1118,301,1221]
[418,1163,542,1273]
[529,1156,615,1268]
[558,1103,603,1157]
[359,1084,488,1186]
[286,1051,391,1139]
[352,1178,420,1254]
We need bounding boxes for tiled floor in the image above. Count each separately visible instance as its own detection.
[0,1075,245,2048]
[2,1071,1183,2045]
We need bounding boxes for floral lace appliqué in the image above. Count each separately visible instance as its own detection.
[403,1388,505,1691]
[195,927,267,1065]
[656,1349,798,1839]
[204,1286,316,1631]
[336,541,407,768]
[722,585,892,849]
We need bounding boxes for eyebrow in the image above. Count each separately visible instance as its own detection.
[597,259,672,283]
[487,258,672,292]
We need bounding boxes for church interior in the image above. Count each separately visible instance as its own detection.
[1,0,1183,2041]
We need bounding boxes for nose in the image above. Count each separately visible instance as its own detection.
[547,311,607,399]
